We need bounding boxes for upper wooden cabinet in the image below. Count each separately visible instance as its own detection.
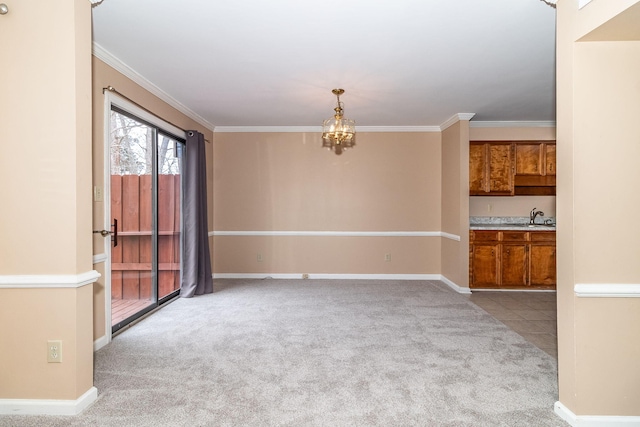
[515,143,544,175]
[545,143,556,176]
[471,141,556,196]
[515,142,556,177]
[469,142,514,196]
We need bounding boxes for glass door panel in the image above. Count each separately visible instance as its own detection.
[109,110,157,330]
[109,109,184,332]
[157,133,182,301]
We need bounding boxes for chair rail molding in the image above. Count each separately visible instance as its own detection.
[574,283,640,298]
[0,270,101,289]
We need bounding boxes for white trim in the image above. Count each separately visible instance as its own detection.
[213,125,441,133]
[441,232,461,241]
[93,334,110,352]
[0,387,98,416]
[103,93,113,344]
[93,253,107,264]
[358,126,441,133]
[574,284,640,298]
[0,271,100,289]
[211,230,454,238]
[212,273,471,294]
[472,288,556,293]
[470,120,556,128]
[214,273,438,281]
[578,0,593,9]
[440,113,476,131]
[440,275,472,294]
[214,126,320,133]
[554,401,640,426]
[92,43,215,132]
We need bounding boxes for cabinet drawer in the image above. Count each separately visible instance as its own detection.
[471,231,500,241]
[502,231,528,241]
[531,231,556,242]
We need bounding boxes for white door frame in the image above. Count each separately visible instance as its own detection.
[96,91,185,351]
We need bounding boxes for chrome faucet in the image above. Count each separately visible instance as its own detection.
[530,207,544,225]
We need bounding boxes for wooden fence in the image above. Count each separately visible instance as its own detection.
[110,174,181,301]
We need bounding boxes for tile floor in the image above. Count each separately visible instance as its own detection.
[468,291,558,358]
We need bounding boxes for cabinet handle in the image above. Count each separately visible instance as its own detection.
[506,248,510,255]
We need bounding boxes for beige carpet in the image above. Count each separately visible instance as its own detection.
[3,279,567,426]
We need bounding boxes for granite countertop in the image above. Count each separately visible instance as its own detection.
[470,216,556,231]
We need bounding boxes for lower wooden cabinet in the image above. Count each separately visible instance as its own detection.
[469,230,556,290]
[529,232,557,286]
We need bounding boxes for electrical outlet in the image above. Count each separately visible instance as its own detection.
[93,186,103,202]
[487,203,492,212]
[257,253,263,262]
[385,253,391,262]
[47,340,62,363]
[302,273,309,279]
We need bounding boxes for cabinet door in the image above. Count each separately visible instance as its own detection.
[469,143,487,194]
[488,144,514,195]
[471,244,499,288]
[501,244,528,287]
[515,143,543,175]
[530,244,556,286]
[545,144,556,176]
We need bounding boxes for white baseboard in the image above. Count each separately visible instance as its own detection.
[440,275,472,294]
[0,387,98,416]
[555,401,640,426]
[212,273,472,294]
[93,334,110,352]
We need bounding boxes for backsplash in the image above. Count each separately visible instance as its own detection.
[469,195,556,217]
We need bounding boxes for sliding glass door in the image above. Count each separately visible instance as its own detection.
[109,107,184,332]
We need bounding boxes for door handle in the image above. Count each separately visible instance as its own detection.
[92,219,118,247]
[112,218,117,247]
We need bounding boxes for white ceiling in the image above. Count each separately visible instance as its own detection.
[91,0,557,129]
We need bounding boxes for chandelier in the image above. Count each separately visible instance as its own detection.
[322,89,356,155]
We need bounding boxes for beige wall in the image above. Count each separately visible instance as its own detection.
[91,57,214,341]
[469,196,556,218]
[213,131,442,276]
[469,126,556,142]
[556,0,640,417]
[1,0,93,275]
[0,0,94,400]
[440,121,470,287]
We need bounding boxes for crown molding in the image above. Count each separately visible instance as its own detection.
[358,126,441,133]
[440,113,476,131]
[214,126,320,133]
[470,121,556,128]
[92,42,215,132]
[214,125,440,133]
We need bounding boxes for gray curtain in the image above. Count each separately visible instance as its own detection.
[180,130,213,297]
